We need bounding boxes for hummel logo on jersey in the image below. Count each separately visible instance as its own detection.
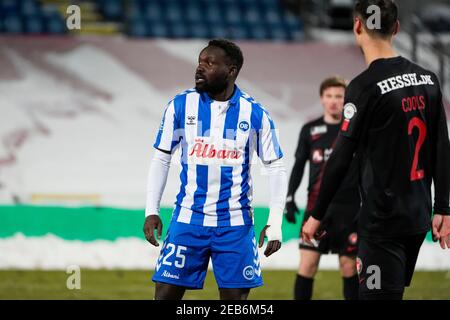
[187,115,196,125]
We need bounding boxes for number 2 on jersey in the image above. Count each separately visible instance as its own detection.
[408,117,427,181]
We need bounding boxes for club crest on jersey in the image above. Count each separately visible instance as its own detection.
[343,103,357,119]
[238,120,250,132]
[243,266,255,280]
[342,103,357,132]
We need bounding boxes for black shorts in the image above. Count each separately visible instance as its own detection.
[299,212,358,257]
[357,233,426,299]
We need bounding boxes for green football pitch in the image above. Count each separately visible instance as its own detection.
[0,270,449,300]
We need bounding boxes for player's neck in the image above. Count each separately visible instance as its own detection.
[208,83,235,102]
[362,40,398,67]
[323,113,341,125]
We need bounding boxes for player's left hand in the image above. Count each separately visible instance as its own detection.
[258,225,281,257]
[432,214,450,249]
[143,215,163,247]
[301,216,326,246]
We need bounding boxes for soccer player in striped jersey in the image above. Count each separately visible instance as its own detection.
[143,39,287,300]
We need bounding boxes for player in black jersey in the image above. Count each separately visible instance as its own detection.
[303,0,450,300]
[285,76,360,300]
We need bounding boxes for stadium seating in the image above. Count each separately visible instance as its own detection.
[0,0,66,35]
[97,0,123,21]
[0,0,304,41]
[122,0,305,40]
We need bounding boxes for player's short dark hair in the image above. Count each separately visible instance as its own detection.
[319,76,347,96]
[354,0,398,39]
[207,39,244,75]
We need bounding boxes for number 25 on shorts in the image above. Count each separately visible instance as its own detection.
[161,243,187,269]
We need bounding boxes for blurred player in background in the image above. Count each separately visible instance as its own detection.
[285,76,360,300]
[303,0,450,300]
[143,39,287,300]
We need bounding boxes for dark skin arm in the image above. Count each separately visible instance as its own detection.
[258,225,281,257]
[143,215,163,246]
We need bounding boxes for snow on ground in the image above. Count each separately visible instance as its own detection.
[0,233,448,270]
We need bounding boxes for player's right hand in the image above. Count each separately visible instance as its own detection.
[143,215,163,247]
[284,198,299,224]
[432,214,450,249]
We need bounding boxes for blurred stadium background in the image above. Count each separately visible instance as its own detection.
[0,0,449,299]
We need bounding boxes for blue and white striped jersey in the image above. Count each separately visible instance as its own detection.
[154,86,283,227]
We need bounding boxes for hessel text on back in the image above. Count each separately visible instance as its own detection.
[377,73,434,95]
